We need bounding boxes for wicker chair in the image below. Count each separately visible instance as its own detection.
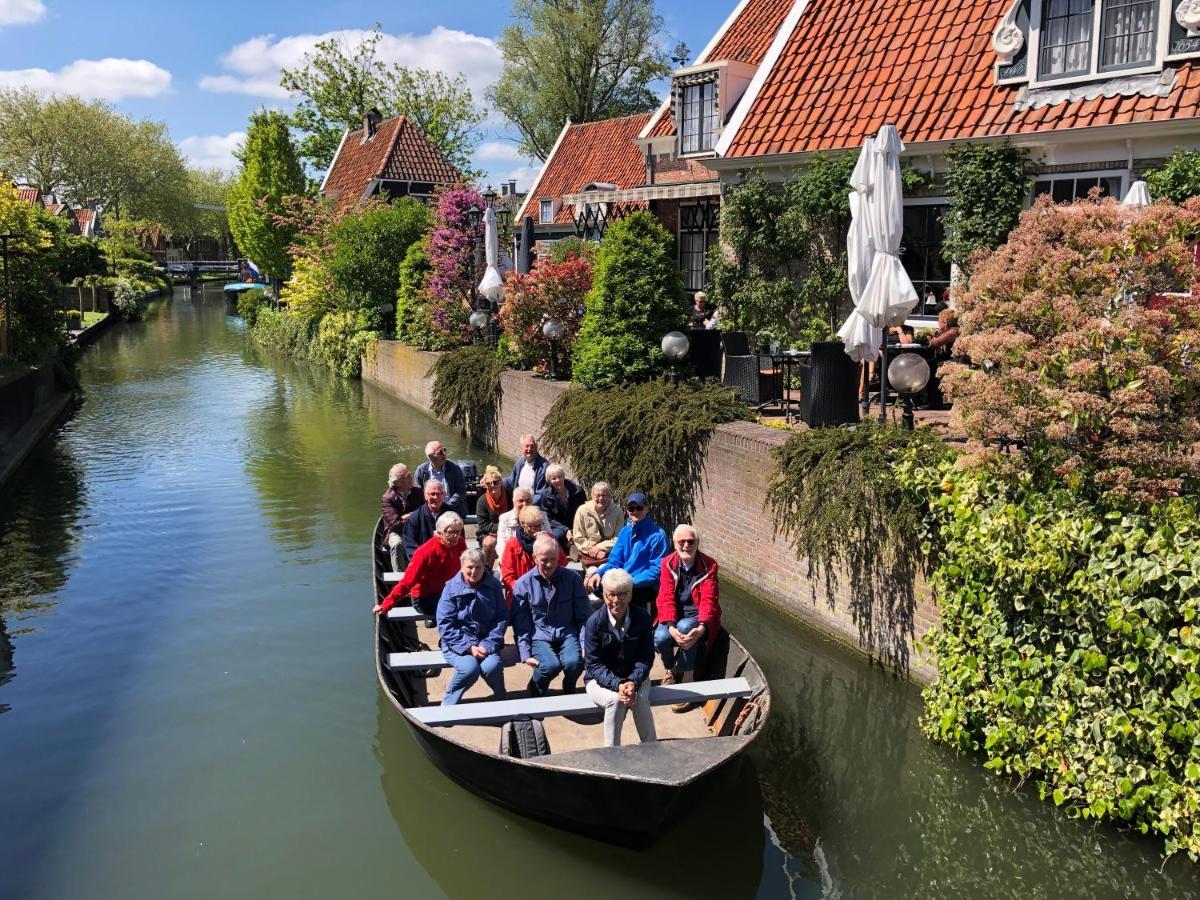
[720,331,763,405]
[799,341,860,427]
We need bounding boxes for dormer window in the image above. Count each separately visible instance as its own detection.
[680,79,718,154]
[1097,0,1157,70]
[1039,0,1093,78]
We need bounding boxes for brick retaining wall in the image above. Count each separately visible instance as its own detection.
[363,340,938,682]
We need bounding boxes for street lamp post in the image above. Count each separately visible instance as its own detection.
[661,330,690,384]
[469,308,491,345]
[886,351,931,430]
[543,317,565,380]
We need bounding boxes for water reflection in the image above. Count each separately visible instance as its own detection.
[726,588,1200,899]
[374,689,768,899]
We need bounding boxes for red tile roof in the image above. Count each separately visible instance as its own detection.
[723,0,1200,158]
[520,113,652,225]
[72,208,95,233]
[321,115,459,206]
[17,187,41,206]
[649,0,797,138]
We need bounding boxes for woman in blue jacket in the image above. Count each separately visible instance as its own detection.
[436,549,509,706]
[585,492,669,610]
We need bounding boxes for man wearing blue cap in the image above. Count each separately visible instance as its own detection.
[586,491,669,611]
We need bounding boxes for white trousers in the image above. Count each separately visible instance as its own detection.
[585,678,657,747]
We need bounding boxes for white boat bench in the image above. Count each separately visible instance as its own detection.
[397,676,753,727]
[380,539,481,583]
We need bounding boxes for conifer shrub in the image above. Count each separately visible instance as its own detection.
[428,344,505,448]
[571,212,687,388]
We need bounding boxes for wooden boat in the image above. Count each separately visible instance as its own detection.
[372,515,771,849]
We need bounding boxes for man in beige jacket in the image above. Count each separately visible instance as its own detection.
[571,481,624,573]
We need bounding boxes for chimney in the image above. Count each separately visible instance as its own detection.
[509,179,518,196]
[363,108,382,139]
[501,183,509,197]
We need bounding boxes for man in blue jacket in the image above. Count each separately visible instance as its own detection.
[585,492,669,610]
[583,568,657,747]
[414,440,467,516]
[436,549,509,706]
[509,433,549,497]
[512,533,590,696]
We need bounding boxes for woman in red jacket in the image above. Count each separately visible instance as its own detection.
[501,505,567,605]
[654,524,720,710]
[374,511,464,626]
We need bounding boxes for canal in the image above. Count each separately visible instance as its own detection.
[1,284,1197,899]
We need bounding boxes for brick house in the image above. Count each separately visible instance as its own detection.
[71,206,99,238]
[521,0,1200,304]
[320,109,460,208]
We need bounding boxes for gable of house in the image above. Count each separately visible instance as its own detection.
[320,114,460,207]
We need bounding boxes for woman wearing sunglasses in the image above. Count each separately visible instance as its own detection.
[474,465,510,568]
[585,492,669,611]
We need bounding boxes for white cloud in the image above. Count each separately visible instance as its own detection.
[178,131,245,172]
[0,58,172,101]
[0,0,45,27]
[201,26,502,102]
[476,141,526,162]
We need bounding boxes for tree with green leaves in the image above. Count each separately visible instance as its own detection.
[279,24,484,174]
[227,110,306,280]
[489,0,670,160]
[1145,148,1200,203]
[571,211,687,388]
[941,143,1030,273]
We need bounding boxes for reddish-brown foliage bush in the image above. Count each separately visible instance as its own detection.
[498,253,592,374]
[943,195,1200,502]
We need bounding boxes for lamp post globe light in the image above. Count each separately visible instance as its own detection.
[887,352,931,430]
[543,317,565,380]
[661,330,690,384]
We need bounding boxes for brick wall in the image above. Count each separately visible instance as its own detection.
[363,340,938,682]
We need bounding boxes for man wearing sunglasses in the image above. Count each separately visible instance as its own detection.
[655,524,721,712]
[414,440,466,516]
[585,492,669,611]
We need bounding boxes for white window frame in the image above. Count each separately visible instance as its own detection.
[1029,168,1129,201]
[539,199,553,225]
[678,78,719,158]
[1027,0,1170,87]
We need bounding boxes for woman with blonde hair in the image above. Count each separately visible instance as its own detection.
[474,465,510,568]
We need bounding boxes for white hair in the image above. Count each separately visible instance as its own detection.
[460,548,486,567]
[546,463,566,480]
[592,481,611,495]
[673,523,699,544]
[387,463,410,487]
[513,486,534,502]
[520,433,537,445]
[435,511,463,533]
[601,568,633,596]
[424,478,446,496]
[532,532,560,557]
[424,440,441,455]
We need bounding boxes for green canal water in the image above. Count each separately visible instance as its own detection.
[1,285,1198,899]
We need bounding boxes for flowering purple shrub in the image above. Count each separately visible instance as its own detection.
[427,186,485,347]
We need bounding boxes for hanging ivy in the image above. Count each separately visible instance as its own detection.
[941,143,1030,273]
[428,345,505,449]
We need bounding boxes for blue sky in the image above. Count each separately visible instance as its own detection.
[0,0,736,188]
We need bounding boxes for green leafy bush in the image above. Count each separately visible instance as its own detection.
[315,309,378,377]
[250,307,316,360]
[921,463,1200,859]
[278,256,333,327]
[110,278,142,321]
[548,236,597,265]
[236,288,267,326]
[328,199,430,310]
[395,238,432,344]
[571,212,687,388]
[766,424,954,670]
[428,344,505,448]
[1146,148,1200,204]
[541,379,744,530]
[941,143,1030,271]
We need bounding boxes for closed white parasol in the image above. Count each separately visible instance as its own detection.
[1121,180,1152,207]
[856,125,918,328]
[837,136,882,363]
[477,205,505,303]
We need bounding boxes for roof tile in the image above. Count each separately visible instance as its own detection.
[321,115,459,207]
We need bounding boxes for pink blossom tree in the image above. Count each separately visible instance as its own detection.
[427,186,485,347]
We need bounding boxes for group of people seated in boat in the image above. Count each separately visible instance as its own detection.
[375,435,721,748]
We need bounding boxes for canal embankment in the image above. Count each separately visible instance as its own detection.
[0,364,74,494]
[363,339,940,682]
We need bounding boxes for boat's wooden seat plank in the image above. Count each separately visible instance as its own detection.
[408,677,753,727]
[387,650,451,670]
[386,607,422,621]
[383,571,403,583]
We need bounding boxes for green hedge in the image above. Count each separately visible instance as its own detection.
[922,464,1200,858]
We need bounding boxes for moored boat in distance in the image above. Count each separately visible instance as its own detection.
[371,515,771,848]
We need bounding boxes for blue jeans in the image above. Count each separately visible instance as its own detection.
[530,634,583,695]
[654,616,701,673]
[443,650,507,705]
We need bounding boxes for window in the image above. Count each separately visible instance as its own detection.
[1032,173,1124,201]
[679,202,719,292]
[680,81,718,155]
[1039,0,1094,78]
[539,199,553,225]
[900,204,951,316]
[1099,0,1156,70]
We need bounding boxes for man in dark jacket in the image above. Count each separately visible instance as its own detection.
[381,463,424,572]
[414,440,466,515]
[509,433,549,496]
[583,568,657,747]
[538,463,585,552]
[403,479,447,560]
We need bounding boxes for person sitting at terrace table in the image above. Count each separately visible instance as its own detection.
[474,465,510,568]
[414,440,467,516]
[690,293,709,329]
[538,464,585,552]
[586,492,669,611]
[583,568,658,748]
[495,486,551,563]
[513,533,590,696]
[501,505,567,604]
[437,548,509,706]
[381,463,423,572]
[403,479,447,561]
[571,480,623,572]
[655,524,721,713]
[928,309,959,359]
[510,433,549,496]
[375,511,465,627]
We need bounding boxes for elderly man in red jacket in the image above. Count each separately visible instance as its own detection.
[654,523,721,712]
